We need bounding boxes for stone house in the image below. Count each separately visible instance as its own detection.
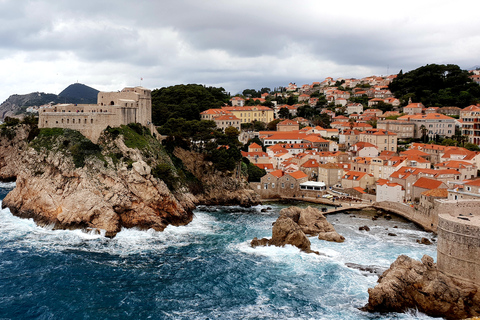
[341,171,374,189]
[300,159,320,181]
[214,115,241,132]
[318,163,344,187]
[412,177,448,202]
[434,160,477,180]
[359,129,397,152]
[230,96,245,107]
[276,119,299,132]
[377,120,415,140]
[376,179,405,203]
[403,102,424,115]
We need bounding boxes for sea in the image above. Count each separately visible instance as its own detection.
[0,182,439,320]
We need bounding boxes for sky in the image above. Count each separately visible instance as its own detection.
[1,0,479,103]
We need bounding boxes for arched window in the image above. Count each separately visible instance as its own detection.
[110,101,114,105]
[91,119,93,124]
[67,119,69,124]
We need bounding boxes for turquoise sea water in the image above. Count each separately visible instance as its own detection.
[0,184,438,319]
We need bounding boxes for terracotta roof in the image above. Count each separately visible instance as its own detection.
[215,115,240,121]
[301,159,320,168]
[464,179,480,187]
[269,170,284,178]
[398,113,455,120]
[254,163,274,170]
[413,177,444,190]
[435,160,474,169]
[401,149,429,156]
[277,119,299,126]
[249,142,262,149]
[287,171,308,179]
[319,163,342,169]
[421,188,449,198]
[353,187,366,194]
[342,171,372,180]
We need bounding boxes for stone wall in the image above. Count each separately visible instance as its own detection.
[437,212,480,286]
[374,201,436,232]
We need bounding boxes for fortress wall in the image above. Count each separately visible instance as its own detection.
[39,112,120,143]
[373,201,436,231]
[39,87,152,143]
[437,213,480,286]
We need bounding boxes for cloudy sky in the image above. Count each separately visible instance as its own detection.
[1,0,479,103]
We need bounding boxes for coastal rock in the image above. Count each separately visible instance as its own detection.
[249,215,315,253]
[362,255,480,319]
[417,237,432,245]
[250,237,269,248]
[279,206,345,242]
[269,215,312,252]
[359,225,370,231]
[0,126,195,237]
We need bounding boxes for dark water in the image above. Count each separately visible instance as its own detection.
[0,185,438,319]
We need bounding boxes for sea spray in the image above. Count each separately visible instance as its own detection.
[0,195,438,319]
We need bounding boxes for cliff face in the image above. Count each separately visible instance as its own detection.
[0,125,196,237]
[173,148,260,207]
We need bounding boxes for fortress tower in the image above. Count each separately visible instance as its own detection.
[38,87,152,143]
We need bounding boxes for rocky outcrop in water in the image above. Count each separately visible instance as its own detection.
[279,206,345,242]
[251,206,344,253]
[362,255,480,320]
[251,215,317,254]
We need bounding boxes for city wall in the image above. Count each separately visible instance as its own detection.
[373,201,437,232]
[437,213,480,287]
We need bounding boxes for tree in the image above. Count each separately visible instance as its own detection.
[464,143,480,151]
[278,107,291,119]
[266,119,282,131]
[420,125,428,143]
[389,64,480,107]
[151,84,229,126]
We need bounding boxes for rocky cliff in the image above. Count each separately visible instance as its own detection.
[0,124,201,237]
[173,148,260,206]
[362,255,480,320]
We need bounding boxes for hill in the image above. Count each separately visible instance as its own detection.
[0,83,99,119]
[58,83,99,104]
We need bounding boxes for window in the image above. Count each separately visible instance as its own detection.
[264,183,268,189]
[291,183,294,189]
[282,183,285,188]
[272,183,275,188]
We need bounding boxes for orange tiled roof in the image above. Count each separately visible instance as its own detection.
[269,170,284,178]
[421,188,448,198]
[413,177,444,190]
[287,171,308,179]
[301,160,320,168]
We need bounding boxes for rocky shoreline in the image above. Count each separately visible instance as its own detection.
[362,255,480,320]
[0,124,259,237]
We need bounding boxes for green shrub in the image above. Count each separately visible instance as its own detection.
[152,163,178,190]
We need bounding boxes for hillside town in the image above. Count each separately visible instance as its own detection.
[198,70,480,218]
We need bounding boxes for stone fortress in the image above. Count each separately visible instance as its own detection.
[38,87,152,142]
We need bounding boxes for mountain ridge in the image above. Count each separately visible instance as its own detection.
[0,83,99,119]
